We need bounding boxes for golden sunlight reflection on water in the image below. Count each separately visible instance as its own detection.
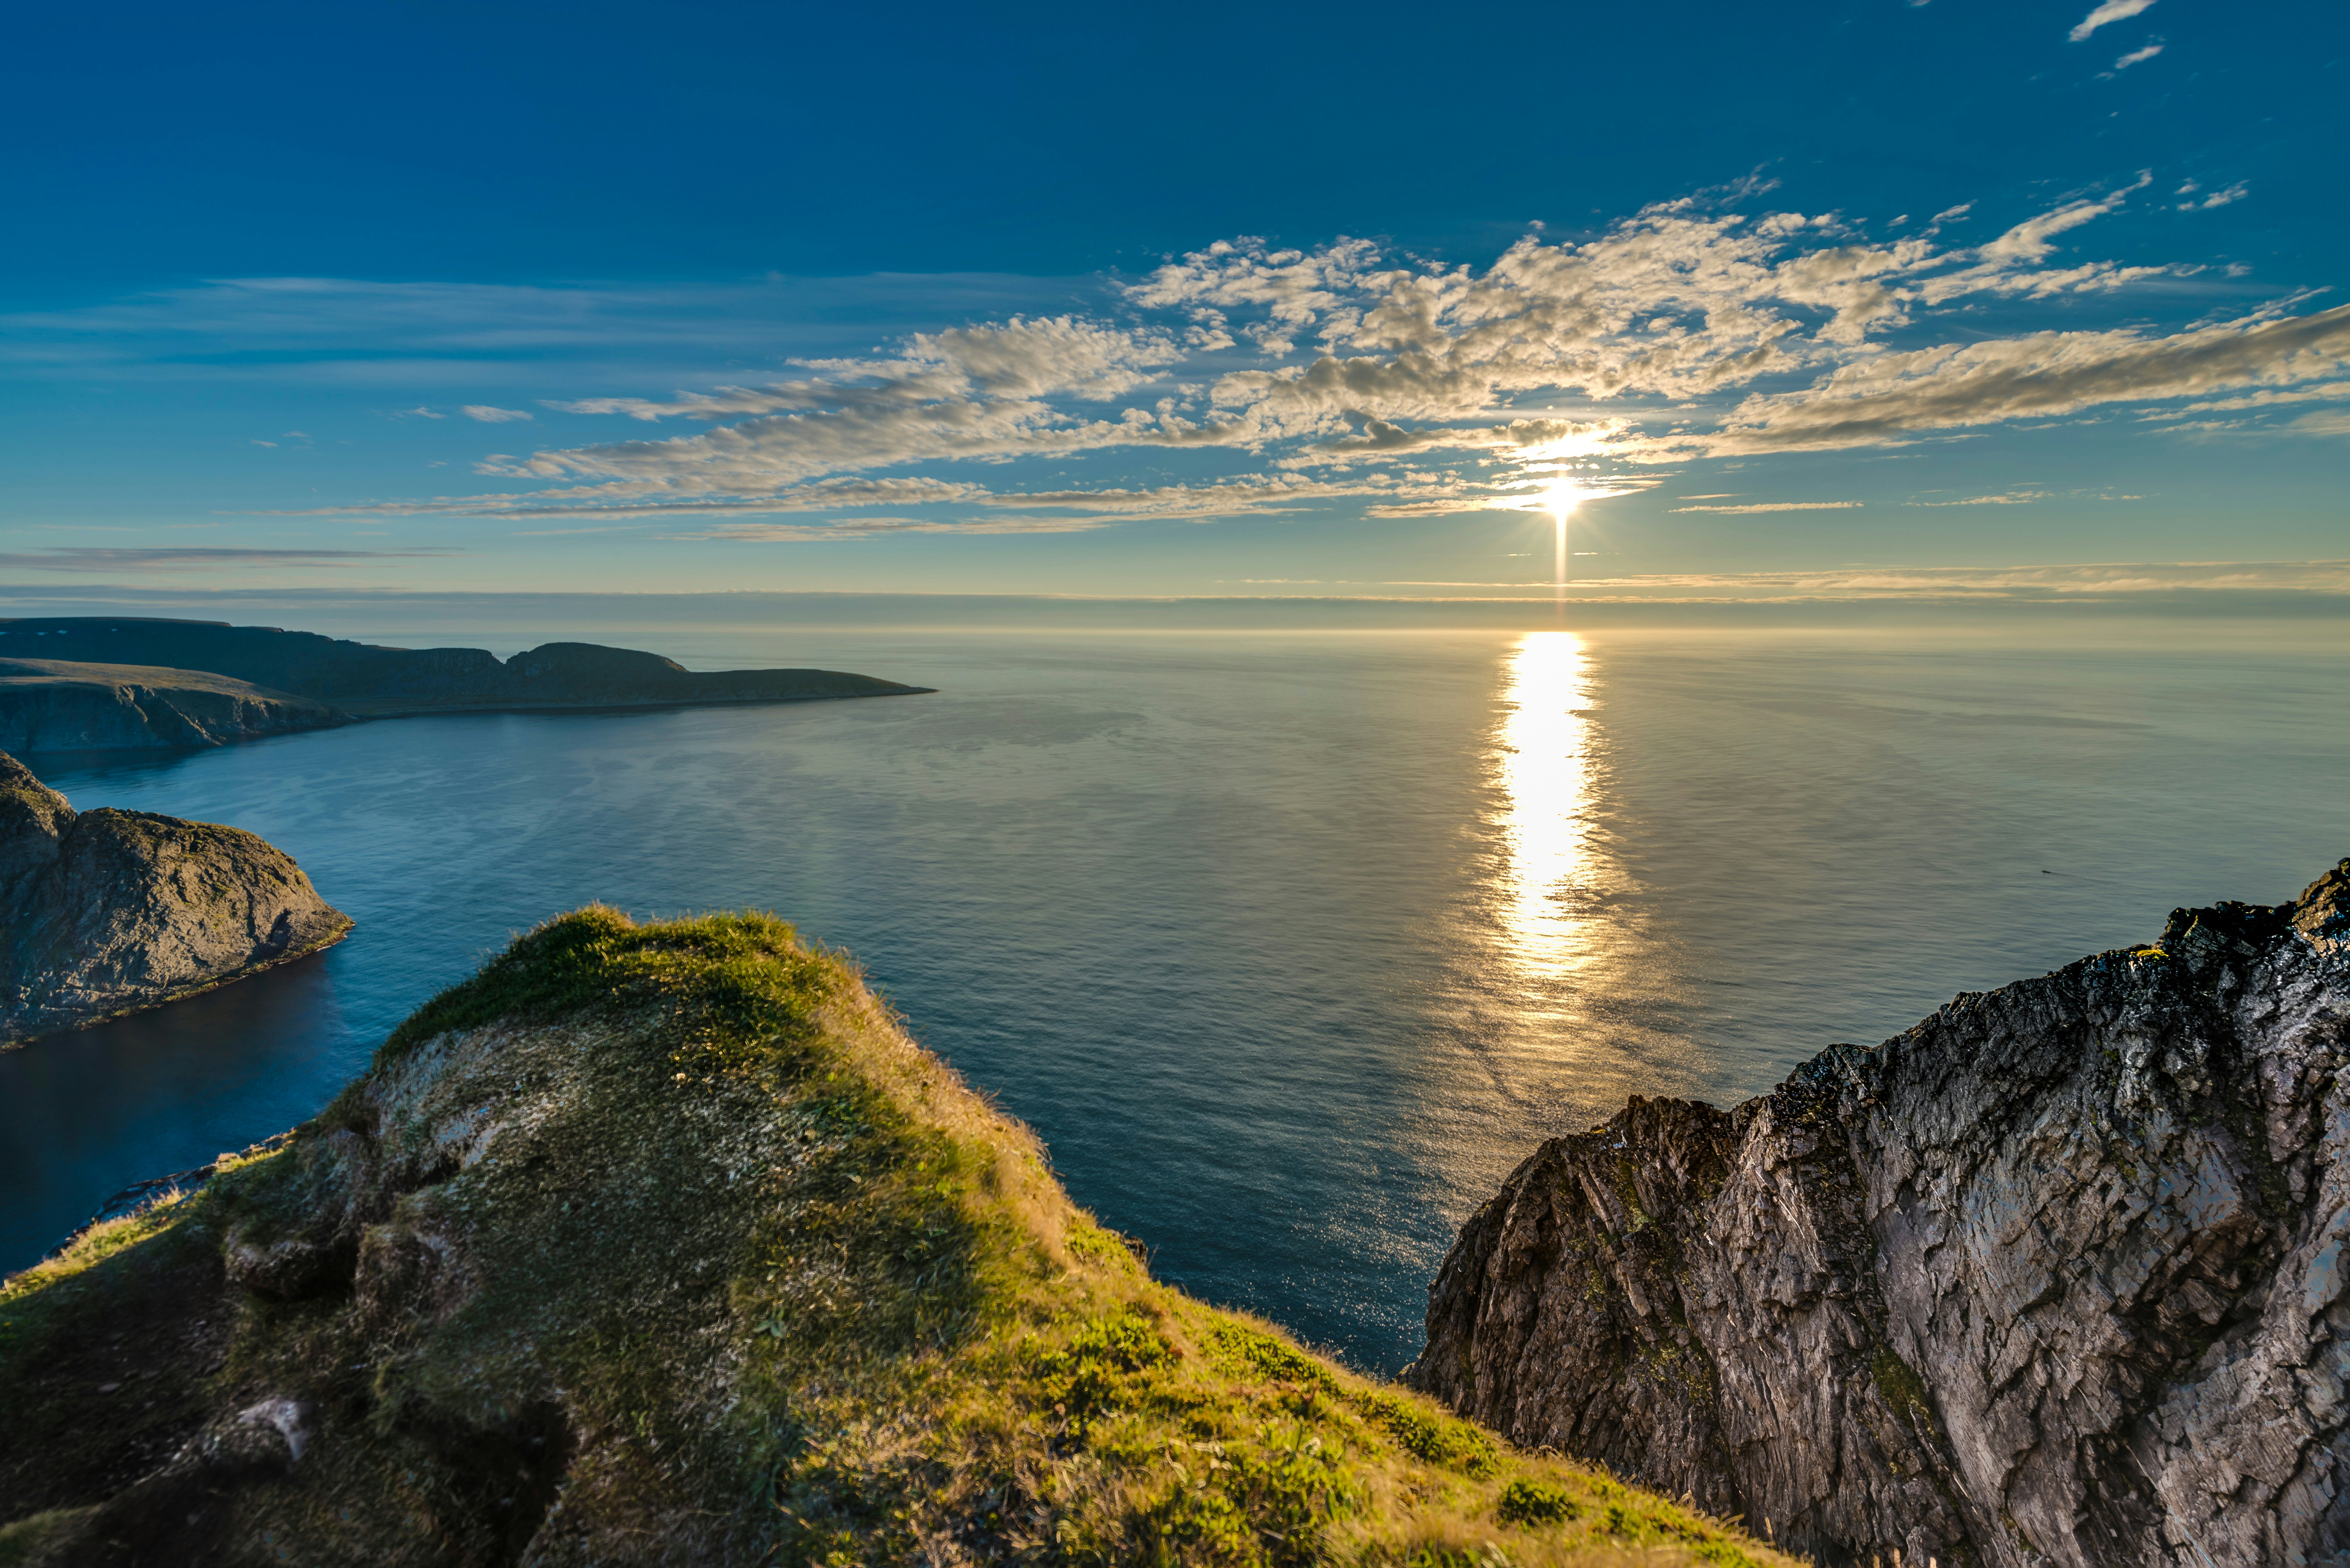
[1491,632,1600,982]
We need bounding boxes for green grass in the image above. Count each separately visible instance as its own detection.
[0,908,1794,1567]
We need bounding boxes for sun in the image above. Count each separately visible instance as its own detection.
[1541,479,1586,517]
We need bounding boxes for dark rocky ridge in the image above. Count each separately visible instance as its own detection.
[0,617,928,725]
[0,752,351,1045]
[1411,859,2350,1568]
[0,659,343,752]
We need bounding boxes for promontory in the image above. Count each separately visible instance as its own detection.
[0,909,1788,1567]
[0,617,930,753]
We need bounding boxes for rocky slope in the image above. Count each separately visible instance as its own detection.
[0,659,343,752]
[1,753,352,1046]
[0,618,929,722]
[0,909,1792,1568]
[1411,859,2350,1568]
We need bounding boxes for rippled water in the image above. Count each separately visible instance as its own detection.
[5,627,2345,1369]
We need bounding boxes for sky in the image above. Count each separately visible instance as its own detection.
[4,0,2346,615]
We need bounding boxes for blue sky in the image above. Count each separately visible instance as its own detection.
[4,0,2345,610]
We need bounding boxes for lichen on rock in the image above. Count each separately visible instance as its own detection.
[1411,857,2350,1568]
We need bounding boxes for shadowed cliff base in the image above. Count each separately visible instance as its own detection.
[0,909,1792,1567]
[0,752,351,1047]
[1411,858,2350,1568]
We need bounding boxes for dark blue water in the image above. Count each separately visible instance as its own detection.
[5,627,2345,1370]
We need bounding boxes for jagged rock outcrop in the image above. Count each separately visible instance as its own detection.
[1412,859,2350,1568]
[0,752,351,1045]
[0,617,929,723]
[0,659,343,752]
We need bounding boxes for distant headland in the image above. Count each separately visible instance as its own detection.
[0,618,931,753]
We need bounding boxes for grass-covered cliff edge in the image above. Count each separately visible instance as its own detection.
[0,909,1790,1567]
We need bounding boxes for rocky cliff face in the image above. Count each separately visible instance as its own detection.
[1411,860,2350,1568]
[0,659,343,752]
[0,753,352,1045]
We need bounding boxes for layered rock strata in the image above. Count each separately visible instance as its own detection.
[1412,859,2350,1568]
[0,659,342,752]
[0,752,351,1045]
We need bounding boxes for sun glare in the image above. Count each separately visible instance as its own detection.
[1491,632,1596,981]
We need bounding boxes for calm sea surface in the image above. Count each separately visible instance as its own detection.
[5,627,2345,1369]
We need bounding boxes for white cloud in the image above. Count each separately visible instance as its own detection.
[1668,500,1864,513]
[1905,490,2053,506]
[2069,0,2156,43]
[263,474,988,521]
[2113,40,2164,69]
[674,514,1113,542]
[463,405,534,422]
[2161,381,2350,415]
[2180,182,2249,212]
[1967,173,2149,267]
[1478,559,2350,600]
[1695,304,2350,454]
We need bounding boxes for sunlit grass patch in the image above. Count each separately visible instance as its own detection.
[0,1190,193,1311]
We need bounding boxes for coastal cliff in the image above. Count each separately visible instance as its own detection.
[0,618,929,723]
[1410,860,2350,1568]
[0,659,343,752]
[0,909,1790,1568]
[0,753,352,1045]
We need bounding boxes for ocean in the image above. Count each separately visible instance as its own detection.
[5,625,2344,1370]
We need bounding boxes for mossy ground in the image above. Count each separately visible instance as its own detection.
[0,909,1794,1567]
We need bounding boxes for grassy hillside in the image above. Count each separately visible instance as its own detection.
[0,909,1793,1566]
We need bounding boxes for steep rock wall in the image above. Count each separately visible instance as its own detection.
[0,753,352,1045]
[1412,860,2350,1568]
[0,659,343,752]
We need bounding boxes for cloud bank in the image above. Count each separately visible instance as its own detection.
[275,176,2346,539]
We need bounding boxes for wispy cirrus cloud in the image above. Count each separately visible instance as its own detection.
[2069,0,2156,43]
[1904,491,2054,506]
[264,475,990,520]
[669,514,1111,543]
[1668,500,1864,514]
[2177,181,2248,212]
[0,548,454,573]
